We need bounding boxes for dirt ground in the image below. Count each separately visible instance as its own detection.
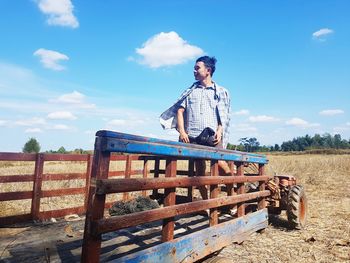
[1,154,349,262]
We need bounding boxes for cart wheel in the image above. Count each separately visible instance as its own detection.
[287,185,307,229]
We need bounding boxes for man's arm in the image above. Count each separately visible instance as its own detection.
[177,107,190,143]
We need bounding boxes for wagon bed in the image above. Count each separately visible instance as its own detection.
[1,209,266,262]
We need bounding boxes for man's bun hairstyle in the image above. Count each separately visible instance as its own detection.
[196,56,217,76]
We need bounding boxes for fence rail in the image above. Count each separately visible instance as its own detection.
[0,152,155,225]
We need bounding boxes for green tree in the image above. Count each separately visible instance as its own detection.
[23,137,41,153]
[57,146,67,154]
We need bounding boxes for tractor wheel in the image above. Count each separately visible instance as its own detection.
[287,185,307,229]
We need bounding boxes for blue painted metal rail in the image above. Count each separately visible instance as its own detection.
[96,130,268,164]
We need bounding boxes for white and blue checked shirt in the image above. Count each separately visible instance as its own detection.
[180,85,219,138]
[160,81,231,148]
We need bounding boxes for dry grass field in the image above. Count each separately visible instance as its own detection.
[1,154,350,262]
[222,154,350,262]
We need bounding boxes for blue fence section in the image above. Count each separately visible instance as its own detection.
[95,130,268,164]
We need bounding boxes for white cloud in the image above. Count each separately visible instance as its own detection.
[57,90,84,103]
[47,111,77,120]
[285,118,319,128]
[249,115,279,123]
[0,120,7,126]
[108,119,127,126]
[333,126,349,133]
[50,124,71,130]
[233,124,257,132]
[34,48,69,71]
[25,128,43,133]
[346,122,350,126]
[52,91,96,109]
[37,0,79,28]
[312,28,334,40]
[232,109,250,116]
[135,31,204,68]
[319,109,344,116]
[15,117,46,126]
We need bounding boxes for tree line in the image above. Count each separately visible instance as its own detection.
[228,133,350,152]
[23,133,350,154]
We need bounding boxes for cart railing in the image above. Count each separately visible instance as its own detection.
[81,130,271,262]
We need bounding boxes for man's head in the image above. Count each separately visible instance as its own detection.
[194,56,217,81]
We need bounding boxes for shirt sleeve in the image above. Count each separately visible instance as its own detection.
[179,96,187,109]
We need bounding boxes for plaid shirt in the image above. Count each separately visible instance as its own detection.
[160,81,231,148]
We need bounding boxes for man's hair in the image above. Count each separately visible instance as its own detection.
[196,56,217,76]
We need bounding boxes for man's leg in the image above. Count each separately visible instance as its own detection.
[218,160,233,176]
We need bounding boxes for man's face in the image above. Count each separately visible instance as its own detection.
[194,61,211,81]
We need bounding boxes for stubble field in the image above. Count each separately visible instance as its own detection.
[1,154,350,262]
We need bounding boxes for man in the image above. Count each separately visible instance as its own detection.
[160,56,232,200]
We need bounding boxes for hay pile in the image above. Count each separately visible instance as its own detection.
[109,196,160,216]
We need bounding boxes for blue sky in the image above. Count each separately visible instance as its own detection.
[0,0,349,152]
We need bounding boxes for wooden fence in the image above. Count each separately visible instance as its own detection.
[0,152,149,225]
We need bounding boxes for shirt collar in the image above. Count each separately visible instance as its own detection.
[195,81,217,90]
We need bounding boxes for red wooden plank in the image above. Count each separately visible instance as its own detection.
[93,190,271,235]
[123,155,132,201]
[0,213,32,225]
[236,162,245,217]
[142,160,149,197]
[152,158,160,199]
[108,169,143,177]
[0,191,32,201]
[84,154,93,209]
[0,152,36,161]
[95,176,270,194]
[110,155,126,161]
[162,158,177,242]
[43,154,90,161]
[81,143,111,263]
[210,160,219,226]
[41,187,85,197]
[110,154,142,161]
[187,159,195,201]
[150,169,189,176]
[39,206,85,220]
[42,173,86,181]
[0,174,34,183]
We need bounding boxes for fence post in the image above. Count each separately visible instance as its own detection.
[142,159,148,197]
[187,159,194,201]
[210,160,219,226]
[236,162,245,217]
[123,155,132,201]
[31,153,44,221]
[161,158,177,242]
[152,158,160,199]
[84,154,93,210]
[258,164,266,209]
[81,144,111,263]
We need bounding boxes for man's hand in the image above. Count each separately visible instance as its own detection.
[214,126,223,145]
[179,130,190,143]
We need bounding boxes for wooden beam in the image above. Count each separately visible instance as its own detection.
[92,190,270,235]
[95,176,270,194]
[162,158,177,242]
